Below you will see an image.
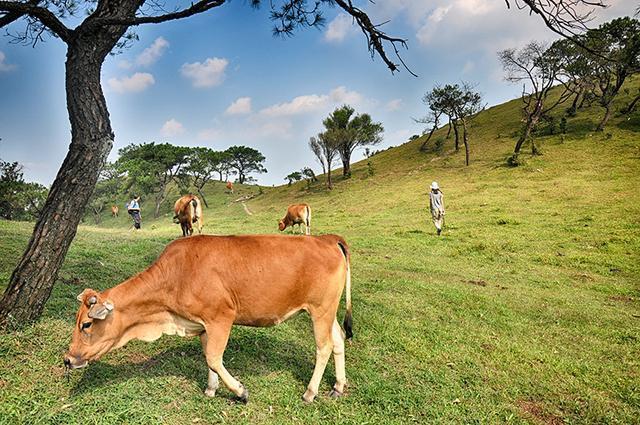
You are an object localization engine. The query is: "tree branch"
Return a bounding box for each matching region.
[93,0,225,26]
[0,0,72,42]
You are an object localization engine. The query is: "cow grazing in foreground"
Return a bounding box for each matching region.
[64,234,353,403]
[111,205,119,218]
[174,194,203,237]
[279,203,311,235]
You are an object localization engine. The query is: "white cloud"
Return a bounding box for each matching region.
[225,97,252,115]
[181,57,229,88]
[0,51,16,72]
[462,60,475,74]
[117,59,132,69]
[260,86,368,117]
[160,119,185,137]
[324,14,354,42]
[107,72,155,93]
[386,99,403,111]
[136,37,169,67]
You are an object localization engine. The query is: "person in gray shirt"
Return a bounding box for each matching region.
[429,182,445,235]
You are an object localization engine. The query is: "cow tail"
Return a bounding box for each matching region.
[337,239,352,340]
[306,205,311,235]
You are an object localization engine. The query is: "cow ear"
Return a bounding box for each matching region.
[76,288,96,303]
[88,300,114,320]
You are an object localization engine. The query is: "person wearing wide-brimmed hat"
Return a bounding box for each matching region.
[429,181,445,235]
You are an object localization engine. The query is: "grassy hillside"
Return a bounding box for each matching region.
[1,78,639,424]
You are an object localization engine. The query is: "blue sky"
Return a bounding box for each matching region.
[0,0,635,186]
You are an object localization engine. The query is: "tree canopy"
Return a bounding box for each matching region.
[225,145,267,184]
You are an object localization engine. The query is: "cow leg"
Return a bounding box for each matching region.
[200,333,220,397]
[302,312,334,403]
[329,319,346,397]
[204,322,248,403]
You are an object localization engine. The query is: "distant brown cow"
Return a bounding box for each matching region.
[174,194,203,237]
[226,181,234,193]
[64,234,352,403]
[278,203,311,235]
[111,205,119,217]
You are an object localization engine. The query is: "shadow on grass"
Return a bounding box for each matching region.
[69,328,315,400]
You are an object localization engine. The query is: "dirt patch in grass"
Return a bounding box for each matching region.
[517,400,564,425]
[606,295,637,304]
[465,279,488,287]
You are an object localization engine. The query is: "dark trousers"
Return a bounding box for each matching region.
[128,210,141,229]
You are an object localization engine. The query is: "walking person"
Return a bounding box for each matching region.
[127,195,142,230]
[429,182,445,235]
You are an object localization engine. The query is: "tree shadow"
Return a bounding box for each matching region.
[69,325,317,400]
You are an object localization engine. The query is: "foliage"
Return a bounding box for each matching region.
[224,146,267,185]
[284,171,302,186]
[322,105,384,176]
[0,159,48,221]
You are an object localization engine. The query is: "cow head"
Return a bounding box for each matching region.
[64,288,116,370]
[278,219,286,231]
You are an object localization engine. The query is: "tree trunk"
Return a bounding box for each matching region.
[154,192,165,218]
[453,121,460,152]
[596,103,612,131]
[341,156,351,177]
[326,167,333,190]
[461,119,470,166]
[568,88,583,115]
[197,187,209,208]
[446,121,452,139]
[0,39,116,327]
[514,118,535,154]
[623,92,640,114]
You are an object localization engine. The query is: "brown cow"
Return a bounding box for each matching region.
[111,205,119,218]
[173,194,203,237]
[64,234,352,403]
[278,203,311,235]
[226,181,234,193]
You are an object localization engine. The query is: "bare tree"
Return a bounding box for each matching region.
[499,42,572,160]
[308,136,326,176]
[310,133,339,190]
[0,0,410,327]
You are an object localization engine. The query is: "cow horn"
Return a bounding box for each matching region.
[88,296,97,306]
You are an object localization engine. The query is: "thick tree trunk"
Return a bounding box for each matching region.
[568,88,583,115]
[341,156,351,177]
[596,103,612,131]
[326,167,333,190]
[0,40,115,327]
[446,121,452,139]
[514,118,535,155]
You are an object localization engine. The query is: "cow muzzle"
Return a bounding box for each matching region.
[63,353,88,370]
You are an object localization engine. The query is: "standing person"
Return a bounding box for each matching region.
[429,182,445,236]
[127,195,142,230]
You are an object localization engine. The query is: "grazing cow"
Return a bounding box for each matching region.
[111,205,119,218]
[64,234,353,403]
[278,203,311,235]
[226,181,234,193]
[174,194,203,237]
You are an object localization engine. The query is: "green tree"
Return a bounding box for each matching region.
[310,132,340,189]
[0,160,48,221]
[285,171,303,186]
[117,143,190,218]
[0,0,407,327]
[85,162,123,224]
[322,105,384,177]
[186,148,228,208]
[224,146,266,184]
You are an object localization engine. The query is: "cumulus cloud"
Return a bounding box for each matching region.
[107,72,155,93]
[324,14,354,42]
[386,99,403,111]
[260,86,365,117]
[160,119,185,137]
[225,97,252,115]
[181,57,229,88]
[0,51,16,72]
[136,37,169,67]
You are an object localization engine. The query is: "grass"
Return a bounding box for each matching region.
[1,79,639,424]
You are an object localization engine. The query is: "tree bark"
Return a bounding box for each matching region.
[515,118,536,155]
[596,103,612,131]
[0,35,118,327]
[452,121,460,152]
[461,119,470,166]
[623,92,640,114]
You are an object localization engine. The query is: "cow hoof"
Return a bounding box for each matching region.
[204,388,217,398]
[328,388,344,398]
[302,389,316,403]
[236,387,249,404]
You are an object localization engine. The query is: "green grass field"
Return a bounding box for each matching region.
[1,81,639,424]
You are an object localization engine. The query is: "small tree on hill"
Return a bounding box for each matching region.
[225,146,266,184]
[117,143,191,218]
[499,41,572,161]
[285,171,303,186]
[309,137,326,176]
[452,82,484,166]
[322,105,384,177]
[186,147,227,208]
[310,133,339,189]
